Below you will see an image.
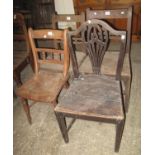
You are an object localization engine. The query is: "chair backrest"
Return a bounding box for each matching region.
[68,19,126,80]
[28,28,69,77]
[86,6,132,53]
[52,12,85,30]
[13,13,30,53]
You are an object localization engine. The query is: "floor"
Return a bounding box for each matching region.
[13,42,141,155]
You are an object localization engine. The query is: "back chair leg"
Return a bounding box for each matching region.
[123,77,131,112]
[115,120,125,152]
[55,112,69,143]
[21,98,32,124]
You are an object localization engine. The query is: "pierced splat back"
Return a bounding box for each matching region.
[68,19,126,79]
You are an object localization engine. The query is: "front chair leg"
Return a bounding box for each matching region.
[55,112,69,143]
[115,120,125,152]
[21,98,32,124]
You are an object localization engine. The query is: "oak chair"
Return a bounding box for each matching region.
[55,19,126,152]
[13,13,33,86]
[84,6,133,112]
[16,28,70,124]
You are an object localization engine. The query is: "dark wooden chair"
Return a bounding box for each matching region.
[54,19,126,152]
[15,28,70,124]
[13,13,33,86]
[84,6,133,112]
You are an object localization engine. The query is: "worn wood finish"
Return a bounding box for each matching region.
[13,13,33,86]
[16,28,70,124]
[54,19,126,152]
[86,6,132,112]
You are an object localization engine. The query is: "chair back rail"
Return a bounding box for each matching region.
[52,12,85,30]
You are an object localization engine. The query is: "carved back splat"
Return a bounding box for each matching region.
[68,19,126,79]
[82,22,109,74]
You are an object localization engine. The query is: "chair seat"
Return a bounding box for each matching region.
[16,70,68,103]
[13,51,29,70]
[79,52,130,77]
[55,74,124,120]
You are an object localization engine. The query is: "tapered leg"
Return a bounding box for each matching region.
[55,112,69,143]
[123,76,131,112]
[115,120,125,152]
[21,98,32,124]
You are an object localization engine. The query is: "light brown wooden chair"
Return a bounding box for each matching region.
[84,6,133,112]
[16,28,70,124]
[13,13,33,86]
[55,19,127,152]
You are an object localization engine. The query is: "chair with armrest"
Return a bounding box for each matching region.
[54,19,127,152]
[15,28,70,124]
[85,6,133,112]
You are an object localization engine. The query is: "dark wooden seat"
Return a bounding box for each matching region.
[56,74,124,119]
[16,28,70,124]
[13,13,33,86]
[85,6,133,112]
[54,19,127,152]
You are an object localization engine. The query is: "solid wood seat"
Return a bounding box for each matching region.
[16,70,69,103]
[85,6,133,112]
[55,74,124,119]
[54,19,127,152]
[15,28,70,124]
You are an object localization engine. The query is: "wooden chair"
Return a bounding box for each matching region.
[54,19,126,152]
[15,28,70,124]
[13,13,33,86]
[84,6,133,112]
[51,12,85,51]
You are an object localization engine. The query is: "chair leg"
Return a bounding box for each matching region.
[123,77,131,112]
[21,98,32,124]
[55,112,69,143]
[64,81,70,89]
[115,120,125,152]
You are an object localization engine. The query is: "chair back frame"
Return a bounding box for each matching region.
[86,6,132,54]
[52,12,85,30]
[28,28,69,77]
[68,19,126,80]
